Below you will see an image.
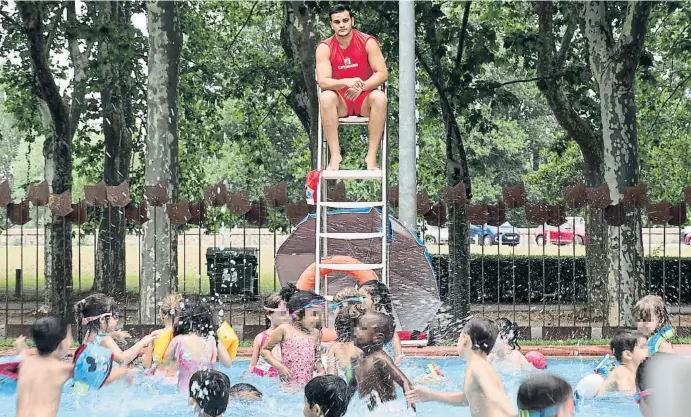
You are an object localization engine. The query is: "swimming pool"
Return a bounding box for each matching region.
[0,357,639,417]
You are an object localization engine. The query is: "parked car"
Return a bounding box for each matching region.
[534,216,586,246]
[421,223,449,244]
[682,226,691,245]
[469,222,520,246]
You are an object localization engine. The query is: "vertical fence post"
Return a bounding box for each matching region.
[15,269,21,298]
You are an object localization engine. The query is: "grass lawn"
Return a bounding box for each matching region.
[0,245,281,297]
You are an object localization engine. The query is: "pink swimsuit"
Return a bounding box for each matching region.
[167,335,217,393]
[252,331,279,378]
[281,328,317,386]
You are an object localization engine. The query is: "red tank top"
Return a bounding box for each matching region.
[320,29,377,94]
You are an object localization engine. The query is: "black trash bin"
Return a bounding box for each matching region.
[206,247,259,297]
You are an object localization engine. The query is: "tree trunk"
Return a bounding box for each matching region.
[141,0,181,324]
[582,154,608,323]
[94,0,132,298]
[17,2,74,322]
[281,2,319,168]
[584,0,650,326]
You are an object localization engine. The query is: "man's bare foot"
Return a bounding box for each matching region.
[327,154,342,171]
[365,154,379,171]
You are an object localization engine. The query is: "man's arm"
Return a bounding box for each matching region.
[316,44,358,91]
[362,39,388,91]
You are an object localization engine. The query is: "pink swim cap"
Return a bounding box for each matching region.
[525,351,547,369]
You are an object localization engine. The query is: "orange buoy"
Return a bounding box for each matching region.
[296,256,377,342]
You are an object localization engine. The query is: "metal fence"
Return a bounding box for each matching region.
[1,180,690,341]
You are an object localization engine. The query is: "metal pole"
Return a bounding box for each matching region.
[398,0,417,230]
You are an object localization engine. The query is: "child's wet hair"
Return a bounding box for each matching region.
[31,316,69,356]
[335,306,364,342]
[496,317,520,350]
[357,280,393,314]
[305,375,350,417]
[174,296,216,339]
[462,317,498,354]
[517,374,573,414]
[279,283,323,320]
[73,293,117,343]
[635,352,691,416]
[610,330,645,363]
[228,383,262,399]
[189,369,230,416]
[263,292,283,312]
[635,295,671,331]
[359,311,395,343]
[159,293,183,323]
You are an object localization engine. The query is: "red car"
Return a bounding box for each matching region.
[534,216,586,246]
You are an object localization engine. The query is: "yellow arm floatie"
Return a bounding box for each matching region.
[217,322,239,360]
[152,328,174,364]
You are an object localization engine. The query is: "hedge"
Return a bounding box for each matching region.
[430,255,691,304]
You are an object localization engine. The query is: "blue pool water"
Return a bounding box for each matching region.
[0,357,640,417]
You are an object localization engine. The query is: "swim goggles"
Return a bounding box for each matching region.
[82,312,120,325]
[290,299,326,320]
[634,389,653,404]
[329,297,364,311]
[518,405,559,417]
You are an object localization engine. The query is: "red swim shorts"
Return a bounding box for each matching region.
[339,89,372,117]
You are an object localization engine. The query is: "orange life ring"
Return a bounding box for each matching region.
[295,256,377,342]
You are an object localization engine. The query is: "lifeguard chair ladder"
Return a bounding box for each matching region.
[314,83,389,299]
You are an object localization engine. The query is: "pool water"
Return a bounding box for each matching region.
[0,357,640,417]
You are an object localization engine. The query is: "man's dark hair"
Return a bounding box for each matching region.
[462,317,498,354]
[305,375,350,417]
[610,330,644,363]
[229,383,262,398]
[517,374,573,413]
[329,4,352,20]
[31,316,69,356]
[189,369,230,416]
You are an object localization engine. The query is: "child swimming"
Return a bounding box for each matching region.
[15,317,73,417]
[406,317,516,417]
[488,317,530,370]
[261,284,326,387]
[74,293,160,365]
[189,369,231,417]
[357,280,402,364]
[165,298,219,393]
[228,383,263,401]
[517,374,575,417]
[596,330,648,396]
[142,293,183,378]
[635,295,675,354]
[304,375,351,417]
[248,292,288,377]
[326,306,364,385]
[351,311,415,411]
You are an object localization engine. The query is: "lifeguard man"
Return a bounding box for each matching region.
[316,4,388,171]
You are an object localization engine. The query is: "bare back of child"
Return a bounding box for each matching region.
[597,331,648,396]
[352,312,414,411]
[16,317,73,417]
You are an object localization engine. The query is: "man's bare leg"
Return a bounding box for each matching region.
[319,91,348,170]
[361,90,387,171]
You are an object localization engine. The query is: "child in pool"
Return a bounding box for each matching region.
[406,318,516,417]
[488,317,530,370]
[165,299,219,393]
[331,287,364,316]
[248,292,288,377]
[357,280,403,364]
[635,295,675,355]
[74,293,159,365]
[350,311,415,411]
[326,304,364,385]
[596,330,648,396]
[261,284,326,387]
[189,369,230,417]
[16,317,73,417]
[228,383,263,401]
[142,293,183,379]
[635,352,691,417]
[517,374,575,417]
[304,375,351,417]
